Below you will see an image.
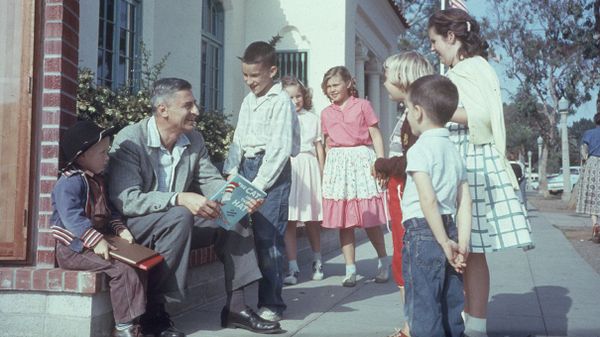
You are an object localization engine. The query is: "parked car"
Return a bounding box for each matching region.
[546,166,581,194]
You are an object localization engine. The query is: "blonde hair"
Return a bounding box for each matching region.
[321,66,358,100]
[383,51,434,91]
[281,75,313,111]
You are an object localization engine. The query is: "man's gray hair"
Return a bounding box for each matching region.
[151,78,192,112]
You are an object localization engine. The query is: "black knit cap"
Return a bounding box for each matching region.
[61,120,117,170]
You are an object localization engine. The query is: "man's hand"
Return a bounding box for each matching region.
[177,192,221,219]
[246,198,265,214]
[93,238,117,260]
[118,229,134,244]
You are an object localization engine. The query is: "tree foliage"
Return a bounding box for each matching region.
[395,0,438,66]
[486,0,599,194]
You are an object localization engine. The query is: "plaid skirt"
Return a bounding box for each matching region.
[447,123,533,253]
[576,155,600,215]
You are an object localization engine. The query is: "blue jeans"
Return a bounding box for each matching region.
[402,216,464,337]
[240,154,291,314]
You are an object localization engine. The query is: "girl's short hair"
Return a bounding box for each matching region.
[383,51,434,91]
[281,75,313,111]
[594,112,600,125]
[321,66,359,99]
[428,8,489,59]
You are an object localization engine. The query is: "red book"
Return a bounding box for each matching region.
[104,236,164,271]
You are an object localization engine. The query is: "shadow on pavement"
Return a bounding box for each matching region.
[488,286,571,337]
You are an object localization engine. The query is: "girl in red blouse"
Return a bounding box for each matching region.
[320,66,389,287]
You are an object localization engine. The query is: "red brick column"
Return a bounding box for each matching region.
[36,0,80,267]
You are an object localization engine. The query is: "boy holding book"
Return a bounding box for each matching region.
[51,121,145,337]
[401,75,472,337]
[223,41,299,322]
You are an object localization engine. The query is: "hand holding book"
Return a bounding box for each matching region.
[211,175,267,230]
[176,192,222,219]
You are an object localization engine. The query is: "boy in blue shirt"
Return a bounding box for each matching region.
[401,75,472,337]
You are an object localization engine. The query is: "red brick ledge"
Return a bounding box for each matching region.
[0,246,217,294]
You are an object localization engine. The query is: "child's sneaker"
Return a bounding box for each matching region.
[312,261,324,280]
[342,273,356,287]
[283,270,299,285]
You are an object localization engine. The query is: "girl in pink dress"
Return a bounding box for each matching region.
[320,66,390,287]
[281,76,326,285]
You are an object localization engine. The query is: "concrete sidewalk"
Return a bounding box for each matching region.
[173,205,600,337]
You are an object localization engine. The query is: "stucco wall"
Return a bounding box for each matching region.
[142,0,203,100]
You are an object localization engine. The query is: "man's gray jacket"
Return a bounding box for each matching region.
[107,117,225,217]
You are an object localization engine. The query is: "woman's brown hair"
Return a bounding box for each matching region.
[428,8,489,60]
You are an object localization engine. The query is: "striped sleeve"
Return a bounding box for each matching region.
[82,228,104,248]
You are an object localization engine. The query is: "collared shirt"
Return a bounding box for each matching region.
[147,116,190,194]
[223,82,299,191]
[402,128,466,221]
[321,96,379,148]
[297,109,321,155]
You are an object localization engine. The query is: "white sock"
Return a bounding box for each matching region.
[345,264,356,276]
[288,260,299,273]
[115,322,133,331]
[313,252,322,262]
[378,256,390,269]
[466,316,487,333]
[463,312,470,324]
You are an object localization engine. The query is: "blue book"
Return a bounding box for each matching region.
[210,175,267,230]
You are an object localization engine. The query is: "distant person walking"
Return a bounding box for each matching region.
[428,8,534,337]
[576,112,600,243]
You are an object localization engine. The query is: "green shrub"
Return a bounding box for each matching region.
[76,46,234,163]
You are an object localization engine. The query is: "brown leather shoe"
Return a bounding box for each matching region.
[112,324,142,337]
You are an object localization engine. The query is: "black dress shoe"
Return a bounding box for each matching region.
[140,310,185,337]
[221,306,284,334]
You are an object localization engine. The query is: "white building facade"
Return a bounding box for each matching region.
[78,0,407,151]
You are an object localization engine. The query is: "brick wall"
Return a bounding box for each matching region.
[36,0,80,268]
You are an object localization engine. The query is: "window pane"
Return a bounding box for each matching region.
[120,0,128,29]
[106,23,114,51]
[105,51,113,80]
[97,49,105,80]
[120,28,127,55]
[118,55,126,87]
[98,19,104,48]
[106,0,114,22]
[201,0,223,111]
[97,0,140,90]
[99,0,105,20]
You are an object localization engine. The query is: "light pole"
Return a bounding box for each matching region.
[559,97,571,201]
[527,150,533,190]
[537,136,543,173]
